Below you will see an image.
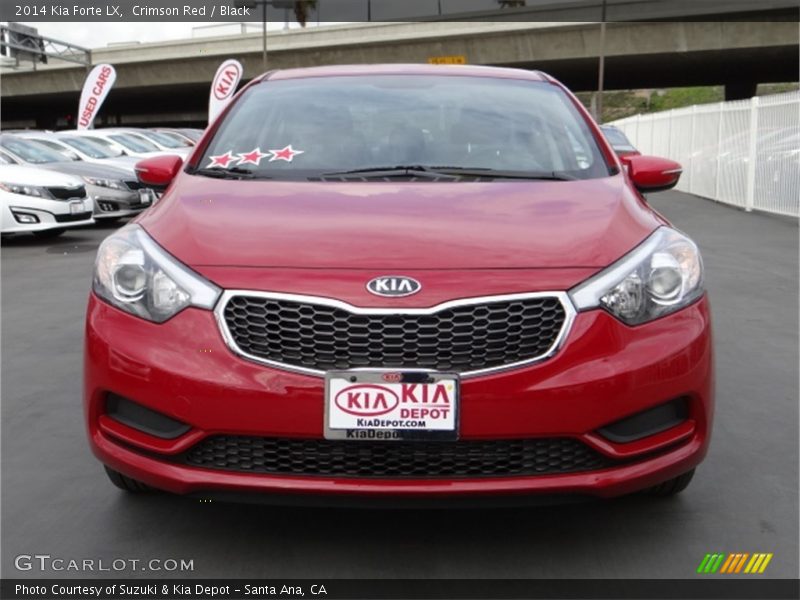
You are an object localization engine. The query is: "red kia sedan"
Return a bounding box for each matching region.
[85,65,713,503]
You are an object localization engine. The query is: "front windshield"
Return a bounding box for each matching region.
[179,129,203,142]
[0,137,68,164]
[34,139,80,161]
[76,136,125,157]
[109,133,160,153]
[61,136,118,159]
[137,130,190,148]
[199,75,610,180]
[602,127,636,152]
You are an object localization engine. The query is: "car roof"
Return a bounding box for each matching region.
[262,63,552,84]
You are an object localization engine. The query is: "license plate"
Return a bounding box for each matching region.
[139,189,152,205]
[325,371,459,441]
[69,201,82,215]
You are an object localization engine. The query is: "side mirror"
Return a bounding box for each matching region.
[623,155,683,193]
[135,155,183,191]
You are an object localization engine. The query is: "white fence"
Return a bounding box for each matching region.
[609,92,800,217]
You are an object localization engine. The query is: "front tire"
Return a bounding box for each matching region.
[104,466,154,493]
[643,468,695,497]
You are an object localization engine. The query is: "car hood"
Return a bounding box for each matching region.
[140,172,663,270]
[0,164,84,188]
[97,157,139,174]
[39,161,132,179]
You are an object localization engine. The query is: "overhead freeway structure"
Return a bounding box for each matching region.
[1,0,798,128]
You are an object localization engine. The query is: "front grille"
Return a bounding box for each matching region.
[222,294,567,375]
[47,185,86,200]
[182,436,613,479]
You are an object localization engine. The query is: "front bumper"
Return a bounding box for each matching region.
[2,197,94,234]
[84,293,713,500]
[87,185,153,220]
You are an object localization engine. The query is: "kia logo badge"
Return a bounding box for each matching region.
[367,276,422,298]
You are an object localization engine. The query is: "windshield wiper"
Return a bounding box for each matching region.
[322,165,576,181]
[187,166,260,180]
[426,167,578,181]
[321,165,458,179]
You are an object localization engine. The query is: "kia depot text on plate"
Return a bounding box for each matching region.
[85,64,713,502]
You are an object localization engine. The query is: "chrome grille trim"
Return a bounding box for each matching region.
[213,290,576,379]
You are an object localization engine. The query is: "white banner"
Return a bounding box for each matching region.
[209,59,243,124]
[77,64,116,130]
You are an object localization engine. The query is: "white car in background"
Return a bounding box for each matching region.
[14,131,140,172]
[155,127,204,144]
[152,128,202,145]
[65,129,167,158]
[115,128,193,157]
[0,135,156,222]
[0,164,94,238]
[99,128,192,159]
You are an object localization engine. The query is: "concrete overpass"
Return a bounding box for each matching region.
[2,17,798,128]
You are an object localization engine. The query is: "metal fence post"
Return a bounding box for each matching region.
[745,96,760,212]
[688,105,697,194]
[715,101,724,201]
[667,110,673,158]
[650,112,655,155]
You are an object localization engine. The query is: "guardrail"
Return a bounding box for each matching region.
[609,92,800,217]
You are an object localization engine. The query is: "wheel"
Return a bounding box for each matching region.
[104,466,154,493]
[31,228,65,239]
[643,468,695,497]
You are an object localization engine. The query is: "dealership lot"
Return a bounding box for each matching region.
[1,191,797,579]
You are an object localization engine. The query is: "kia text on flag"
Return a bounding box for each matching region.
[77,64,116,130]
[208,59,243,124]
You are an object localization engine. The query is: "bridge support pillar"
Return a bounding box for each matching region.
[725,81,758,101]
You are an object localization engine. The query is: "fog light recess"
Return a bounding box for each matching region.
[597,397,689,443]
[105,393,191,439]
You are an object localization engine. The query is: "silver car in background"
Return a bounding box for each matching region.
[100,128,192,159]
[0,135,154,222]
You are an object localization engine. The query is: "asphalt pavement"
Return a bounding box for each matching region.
[1,192,798,579]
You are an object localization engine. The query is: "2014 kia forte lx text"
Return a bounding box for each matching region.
[84,65,713,502]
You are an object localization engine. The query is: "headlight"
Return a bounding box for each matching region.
[93,224,221,323]
[83,176,125,190]
[0,182,51,198]
[570,227,704,325]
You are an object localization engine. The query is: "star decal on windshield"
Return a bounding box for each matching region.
[206,151,237,168]
[237,147,270,166]
[269,145,305,162]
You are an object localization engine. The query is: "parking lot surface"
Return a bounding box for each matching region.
[1,191,798,579]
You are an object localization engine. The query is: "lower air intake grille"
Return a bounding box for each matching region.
[182,436,614,479]
[54,211,92,223]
